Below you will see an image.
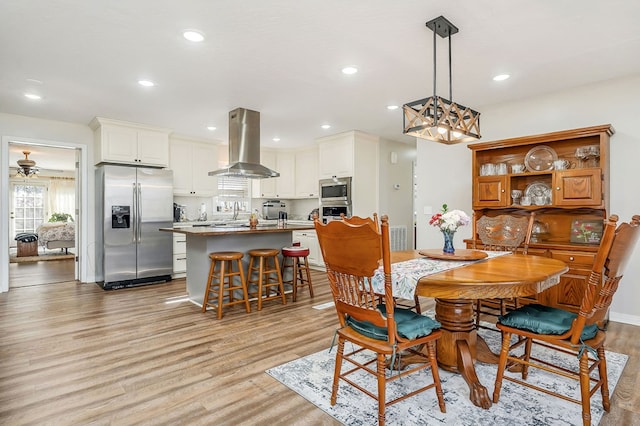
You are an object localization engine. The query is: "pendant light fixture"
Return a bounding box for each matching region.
[16,151,39,178]
[402,16,481,144]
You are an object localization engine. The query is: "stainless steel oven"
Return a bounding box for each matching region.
[319,177,352,204]
[320,203,351,224]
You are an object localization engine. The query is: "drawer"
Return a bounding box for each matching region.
[173,235,187,253]
[173,254,187,273]
[550,251,595,267]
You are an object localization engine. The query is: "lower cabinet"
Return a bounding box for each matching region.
[543,250,595,312]
[172,233,187,277]
[292,230,324,268]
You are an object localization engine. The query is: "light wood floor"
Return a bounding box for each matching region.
[9,258,75,288]
[0,273,638,425]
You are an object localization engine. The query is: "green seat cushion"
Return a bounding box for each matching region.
[346,305,441,341]
[498,304,598,340]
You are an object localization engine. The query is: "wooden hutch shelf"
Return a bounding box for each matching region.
[467,124,614,314]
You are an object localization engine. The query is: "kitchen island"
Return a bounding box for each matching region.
[160,224,315,305]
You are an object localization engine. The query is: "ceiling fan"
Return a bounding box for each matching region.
[15,151,40,178]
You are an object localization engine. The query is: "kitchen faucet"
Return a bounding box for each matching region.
[233,201,239,220]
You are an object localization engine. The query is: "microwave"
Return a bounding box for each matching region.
[319,177,352,203]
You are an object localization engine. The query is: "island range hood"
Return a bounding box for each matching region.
[208,107,280,179]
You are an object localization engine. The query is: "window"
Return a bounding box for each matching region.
[11,182,47,236]
[48,177,75,218]
[217,176,249,213]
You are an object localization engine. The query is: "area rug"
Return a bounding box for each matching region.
[266,325,628,425]
[9,252,74,263]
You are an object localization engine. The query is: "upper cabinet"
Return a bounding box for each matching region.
[317,134,355,179]
[552,169,602,207]
[169,136,219,197]
[252,150,277,198]
[294,146,319,198]
[275,151,296,198]
[90,117,171,167]
[252,150,297,199]
[469,124,612,214]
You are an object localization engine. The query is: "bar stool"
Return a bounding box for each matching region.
[281,246,314,302]
[246,248,287,310]
[202,251,250,319]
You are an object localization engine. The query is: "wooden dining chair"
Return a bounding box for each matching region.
[314,215,445,426]
[340,212,422,314]
[493,214,640,426]
[472,212,536,328]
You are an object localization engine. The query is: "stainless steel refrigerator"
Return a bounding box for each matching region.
[96,165,173,289]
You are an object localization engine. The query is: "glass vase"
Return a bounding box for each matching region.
[442,229,456,254]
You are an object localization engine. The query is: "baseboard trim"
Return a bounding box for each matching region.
[610,311,640,326]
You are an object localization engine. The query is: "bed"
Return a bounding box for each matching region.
[36,222,75,253]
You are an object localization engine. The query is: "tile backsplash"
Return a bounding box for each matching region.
[173,196,320,222]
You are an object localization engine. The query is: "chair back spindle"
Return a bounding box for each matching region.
[571,214,640,344]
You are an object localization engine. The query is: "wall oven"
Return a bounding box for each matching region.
[320,203,351,224]
[319,177,352,204]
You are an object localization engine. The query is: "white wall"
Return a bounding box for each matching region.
[415,74,640,325]
[1,113,96,289]
[379,138,416,249]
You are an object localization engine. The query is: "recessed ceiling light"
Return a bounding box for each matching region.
[272,137,280,142]
[341,66,358,75]
[207,126,216,131]
[183,30,205,42]
[138,80,155,87]
[321,124,331,130]
[24,93,42,100]
[493,74,510,81]
[387,105,399,110]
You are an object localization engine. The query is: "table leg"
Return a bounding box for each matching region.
[435,298,492,409]
[476,334,500,364]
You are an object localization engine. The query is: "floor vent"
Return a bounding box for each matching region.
[390,225,407,251]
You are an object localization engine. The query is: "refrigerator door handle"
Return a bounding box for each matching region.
[138,183,142,243]
[132,182,138,242]
[137,182,142,243]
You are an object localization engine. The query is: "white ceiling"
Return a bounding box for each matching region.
[3,1,640,173]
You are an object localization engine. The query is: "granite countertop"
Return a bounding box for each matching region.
[172,219,314,228]
[161,223,315,236]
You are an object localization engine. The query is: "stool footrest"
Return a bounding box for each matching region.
[203,253,250,319]
[247,249,287,311]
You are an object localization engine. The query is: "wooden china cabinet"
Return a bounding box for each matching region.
[467,124,614,315]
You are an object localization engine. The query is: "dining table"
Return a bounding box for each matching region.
[388,249,569,409]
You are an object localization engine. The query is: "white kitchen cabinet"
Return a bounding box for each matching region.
[275,151,295,198]
[90,117,171,167]
[292,230,324,268]
[172,232,187,277]
[252,150,295,199]
[169,137,219,196]
[252,150,276,198]
[294,147,319,198]
[318,134,355,179]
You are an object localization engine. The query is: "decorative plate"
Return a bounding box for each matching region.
[418,249,488,261]
[524,145,558,172]
[524,181,552,199]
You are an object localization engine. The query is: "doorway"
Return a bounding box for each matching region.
[2,137,87,291]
